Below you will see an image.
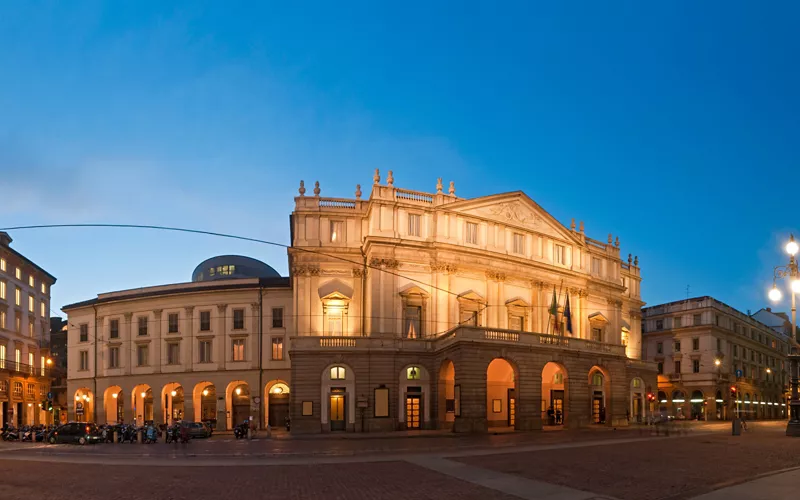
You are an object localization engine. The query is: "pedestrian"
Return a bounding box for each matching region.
[555,409,562,425]
[599,407,606,424]
[547,406,554,425]
[249,417,256,439]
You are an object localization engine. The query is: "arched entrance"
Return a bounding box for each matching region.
[103,386,123,424]
[486,358,516,429]
[73,388,94,423]
[226,381,250,429]
[161,383,185,423]
[690,390,704,420]
[588,367,609,424]
[672,390,686,419]
[192,382,217,425]
[132,384,153,425]
[437,360,456,428]
[399,365,430,430]
[321,365,354,432]
[265,380,290,428]
[715,390,725,420]
[542,362,566,426]
[630,378,644,423]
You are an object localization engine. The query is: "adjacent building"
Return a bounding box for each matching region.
[49,316,68,423]
[642,297,790,421]
[65,172,656,433]
[0,232,57,427]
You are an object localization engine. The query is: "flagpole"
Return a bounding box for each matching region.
[556,279,564,337]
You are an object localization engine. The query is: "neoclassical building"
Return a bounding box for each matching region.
[65,172,656,432]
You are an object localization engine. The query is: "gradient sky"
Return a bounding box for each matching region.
[1,1,799,317]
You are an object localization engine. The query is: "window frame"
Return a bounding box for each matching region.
[109,319,119,339]
[199,311,211,332]
[199,340,212,363]
[166,342,180,365]
[464,221,478,245]
[271,307,284,329]
[79,324,89,343]
[330,220,344,243]
[136,344,149,367]
[232,338,245,361]
[168,313,179,334]
[232,309,245,330]
[108,346,120,369]
[271,336,284,361]
[79,350,89,371]
[513,232,525,255]
[138,316,148,336]
[408,213,421,237]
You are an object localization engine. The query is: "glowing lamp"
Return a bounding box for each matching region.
[140,392,146,398]
[787,234,799,256]
[170,390,177,397]
[202,389,209,397]
[769,285,782,302]
[112,393,118,399]
[235,387,242,396]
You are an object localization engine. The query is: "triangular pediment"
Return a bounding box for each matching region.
[443,192,581,244]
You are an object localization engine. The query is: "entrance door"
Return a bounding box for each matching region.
[330,394,346,431]
[268,394,290,428]
[232,405,250,427]
[1,402,7,428]
[551,390,564,425]
[16,403,22,426]
[592,391,603,424]
[633,395,642,423]
[406,395,421,429]
[507,388,516,427]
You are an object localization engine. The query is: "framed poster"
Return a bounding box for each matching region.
[374,388,389,417]
[302,401,313,416]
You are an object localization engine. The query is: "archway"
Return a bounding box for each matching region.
[542,362,567,426]
[588,367,610,424]
[73,388,94,423]
[265,380,290,428]
[226,381,251,430]
[715,390,724,420]
[321,364,355,432]
[192,382,217,425]
[630,378,644,423]
[487,358,516,428]
[161,383,185,423]
[690,390,704,420]
[438,360,456,428]
[399,365,430,430]
[103,386,123,424]
[672,390,686,419]
[131,384,153,425]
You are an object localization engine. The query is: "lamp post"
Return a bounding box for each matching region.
[768,234,800,436]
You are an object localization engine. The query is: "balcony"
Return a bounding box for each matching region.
[291,326,628,357]
[0,362,52,378]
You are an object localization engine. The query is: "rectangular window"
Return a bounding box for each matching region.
[138,316,148,336]
[272,308,284,328]
[200,311,211,331]
[40,355,45,376]
[674,317,682,328]
[167,343,180,365]
[136,345,149,366]
[233,309,245,330]
[513,233,525,254]
[109,319,119,339]
[28,322,34,337]
[509,314,524,331]
[404,305,422,338]
[0,258,4,271]
[40,300,45,317]
[693,314,701,325]
[591,328,602,342]
[168,313,179,333]
[692,338,699,351]
[28,275,34,287]
[41,282,46,294]
[0,345,5,369]
[0,280,5,299]
[591,257,601,274]
[79,324,88,342]
[692,359,700,373]
[657,362,663,374]
[656,342,663,354]
[199,340,212,363]
[109,347,119,369]
[15,348,20,371]
[674,341,681,352]
[232,339,245,361]
[674,360,681,373]
[465,222,478,244]
[271,337,284,361]
[27,383,34,397]
[15,267,21,280]
[656,319,663,330]
[330,221,343,243]
[28,352,33,369]
[328,310,344,335]
[716,338,721,351]
[0,310,4,329]
[408,214,421,237]
[15,316,20,332]
[79,350,89,371]
[28,295,34,313]
[554,244,565,264]
[15,287,20,306]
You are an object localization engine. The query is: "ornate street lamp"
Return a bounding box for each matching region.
[768,234,800,436]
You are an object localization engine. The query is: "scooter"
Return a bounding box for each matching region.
[21,426,33,442]
[144,426,158,444]
[2,427,19,441]
[233,422,248,439]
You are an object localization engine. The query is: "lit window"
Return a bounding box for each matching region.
[232,339,245,361]
[0,258,5,272]
[13,382,21,395]
[271,337,284,360]
[330,221,343,243]
[406,366,421,380]
[15,267,21,280]
[40,301,46,318]
[41,282,46,294]
[15,287,20,306]
[209,267,216,277]
[0,381,6,392]
[0,311,4,330]
[408,214,421,237]
[633,378,642,388]
[327,309,343,335]
[465,222,478,244]
[554,244,565,264]
[592,373,603,386]
[513,233,524,254]
[28,275,34,287]
[404,306,422,338]
[28,352,33,368]
[0,280,5,299]
[330,366,346,380]
[28,295,34,313]
[28,322,33,337]
[0,345,5,369]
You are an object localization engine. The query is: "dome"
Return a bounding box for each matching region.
[192,255,281,282]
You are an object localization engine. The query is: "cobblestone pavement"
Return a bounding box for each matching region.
[456,421,793,500]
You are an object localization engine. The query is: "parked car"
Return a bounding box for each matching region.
[185,421,211,439]
[48,423,101,445]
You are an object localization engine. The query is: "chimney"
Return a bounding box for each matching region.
[766,307,772,312]
[0,232,11,247]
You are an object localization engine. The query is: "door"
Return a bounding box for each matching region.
[16,403,22,426]
[507,388,516,427]
[1,402,6,428]
[330,394,346,431]
[268,394,290,428]
[592,391,603,424]
[406,395,421,429]
[551,390,564,425]
[633,395,642,423]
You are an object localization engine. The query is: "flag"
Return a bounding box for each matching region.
[564,294,573,335]
[549,286,559,333]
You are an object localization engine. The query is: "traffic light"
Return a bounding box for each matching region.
[47,401,53,411]
[730,386,737,399]
[646,392,655,402]
[40,401,47,411]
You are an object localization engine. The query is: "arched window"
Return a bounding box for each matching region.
[591,373,603,386]
[658,391,667,403]
[406,366,421,380]
[632,378,642,388]
[330,366,346,380]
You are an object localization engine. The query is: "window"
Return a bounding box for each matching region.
[772,339,777,349]
[28,352,33,369]
[408,214,421,237]
[674,317,682,328]
[656,342,663,354]
[40,300,45,317]
[0,280,5,299]
[674,360,681,373]
[138,317,148,336]
[716,338,721,351]
[657,362,663,374]
[79,324,89,342]
[15,316,20,332]
[655,319,663,330]
[407,366,421,380]
[232,339,245,361]
[465,222,478,244]
[591,373,603,386]
[0,381,6,392]
[330,221,343,243]
[591,257,601,274]
[513,233,525,254]
[200,311,211,331]
[168,313,179,333]
[674,341,681,352]
[28,295,34,313]
[199,340,212,363]
[554,244,565,264]
[591,328,602,342]
[15,267,20,280]
[208,267,215,277]
[272,308,284,328]
[15,287,20,306]
[327,309,343,335]
[0,258,4,271]
[41,282,46,294]
[136,345,149,366]
[271,337,284,360]
[28,322,33,337]
[109,319,119,339]
[692,338,699,351]
[715,315,720,326]
[13,382,21,395]
[216,265,236,276]
[232,309,245,330]
[0,310,4,329]
[27,383,34,397]
[404,305,422,338]
[79,350,89,371]
[330,366,346,380]
[109,347,119,369]
[374,388,389,417]
[167,343,180,365]
[509,314,524,331]
[692,360,700,373]
[693,314,701,325]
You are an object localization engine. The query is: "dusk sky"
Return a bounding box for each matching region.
[1,1,798,316]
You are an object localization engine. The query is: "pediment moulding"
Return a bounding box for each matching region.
[485,270,507,282]
[368,258,399,269]
[429,262,458,274]
[292,265,321,276]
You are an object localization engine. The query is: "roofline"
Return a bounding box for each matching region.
[2,244,57,283]
[62,277,290,311]
[642,296,787,336]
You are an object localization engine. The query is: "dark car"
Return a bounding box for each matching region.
[185,422,211,439]
[48,422,102,445]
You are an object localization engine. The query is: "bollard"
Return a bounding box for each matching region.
[732,418,741,436]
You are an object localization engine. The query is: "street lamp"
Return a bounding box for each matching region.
[715,359,721,367]
[768,233,800,436]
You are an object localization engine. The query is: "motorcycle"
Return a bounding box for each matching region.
[233,422,248,440]
[2,427,19,441]
[144,426,158,444]
[21,426,33,442]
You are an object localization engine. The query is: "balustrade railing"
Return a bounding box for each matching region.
[395,188,434,204]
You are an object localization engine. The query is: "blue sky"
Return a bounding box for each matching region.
[1,1,798,316]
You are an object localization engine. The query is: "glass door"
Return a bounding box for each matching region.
[507,388,516,427]
[330,394,346,431]
[406,396,420,429]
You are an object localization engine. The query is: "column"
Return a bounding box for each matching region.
[453,351,488,433]
[517,365,542,430]
[152,390,163,425]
